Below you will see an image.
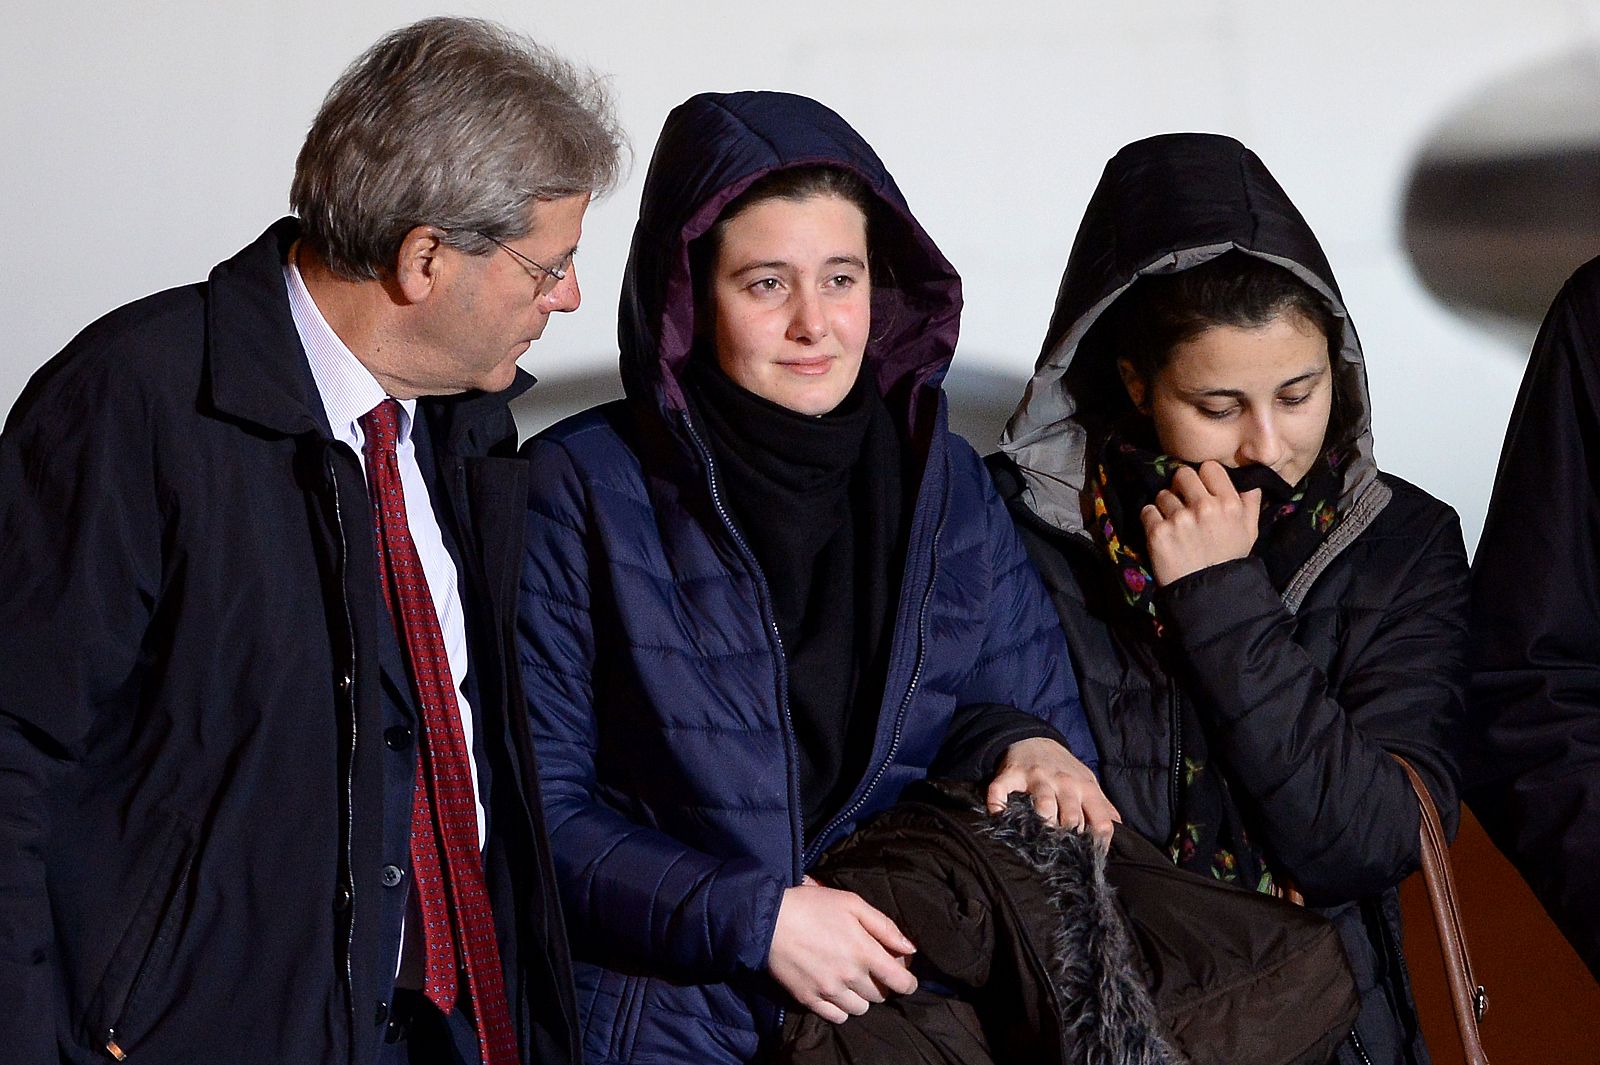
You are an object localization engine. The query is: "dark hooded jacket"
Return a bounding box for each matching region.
[989,133,1470,1065]
[1466,256,1600,982]
[517,91,1097,1064]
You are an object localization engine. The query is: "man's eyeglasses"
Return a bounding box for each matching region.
[479,232,571,292]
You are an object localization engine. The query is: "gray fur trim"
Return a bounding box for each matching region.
[978,798,1188,1065]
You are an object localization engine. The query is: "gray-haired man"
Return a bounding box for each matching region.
[0,18,623,1065]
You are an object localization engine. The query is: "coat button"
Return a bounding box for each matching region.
[337,673,352,692]
[384,725,413,751]
[380,864,405,888]
[334,885,352,912]
[375,1000,389,1026]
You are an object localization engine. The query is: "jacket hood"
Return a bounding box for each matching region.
[998,133,1376,537]
[618,91,962,438]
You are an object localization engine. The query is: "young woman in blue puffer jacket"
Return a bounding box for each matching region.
[517,91,1109,1064]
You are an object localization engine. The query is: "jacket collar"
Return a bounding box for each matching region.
[205,218,534,451]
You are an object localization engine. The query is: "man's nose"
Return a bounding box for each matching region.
[542,261,581,313]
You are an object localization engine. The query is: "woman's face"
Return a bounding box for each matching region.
[1120,312,1334,485]
[710,194,870,416]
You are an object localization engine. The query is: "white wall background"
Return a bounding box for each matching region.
[6,1,1599,551]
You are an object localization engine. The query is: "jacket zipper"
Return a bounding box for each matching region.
[680,413,803,878]
[682,411,947,1035]
[101,854,195,1059]
[103,910,174,1059]
[1348,1028,1374,1065]
[683,409,838,1040]
[326,453,359,1040]
[1167,684,1182,835]
[803,492,945,869]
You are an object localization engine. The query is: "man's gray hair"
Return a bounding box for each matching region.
[291,17,625,280]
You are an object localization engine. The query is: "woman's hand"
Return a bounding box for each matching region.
[1141,461,1262,586]
[987,736,1121,847]
[767,879,918,1023]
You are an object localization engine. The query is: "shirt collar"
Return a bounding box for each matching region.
[283,247,417,448]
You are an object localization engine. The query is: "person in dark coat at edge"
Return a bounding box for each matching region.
[1466,259,1600,985]
[516,90,1110,1065]
[989,133,1471,1065]
[0,18,624,1065]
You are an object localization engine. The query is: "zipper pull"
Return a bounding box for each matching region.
[105,1029,128,1061]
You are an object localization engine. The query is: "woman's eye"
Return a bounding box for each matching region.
[1197,406,1236,420]
[748,277,782,294]
[828,273,857,288]
[1280,392,1311,407]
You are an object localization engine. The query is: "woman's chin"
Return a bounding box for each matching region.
[766,378,853,416]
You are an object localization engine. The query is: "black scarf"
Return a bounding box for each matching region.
[686,360,906,839]
[1086,423,1350,893]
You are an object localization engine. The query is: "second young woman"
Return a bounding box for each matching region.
[518,91,1107,1064]
[992,133,1470,1065]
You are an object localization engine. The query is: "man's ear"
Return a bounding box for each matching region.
[1117,358,1148,411]
[392,226,447,304]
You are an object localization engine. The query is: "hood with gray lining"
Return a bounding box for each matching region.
[998,132,1377,537]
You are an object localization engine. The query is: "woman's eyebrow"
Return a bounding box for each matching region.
[729,258,792,276]
[731,253,867,276]
[1275,367,1329,390]
[1179,367,1328,399]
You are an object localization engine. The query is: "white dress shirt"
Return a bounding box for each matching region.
[283,252,487,984]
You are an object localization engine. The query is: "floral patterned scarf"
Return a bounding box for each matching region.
[1086,424,1351,892]
[1087,426,1348,635]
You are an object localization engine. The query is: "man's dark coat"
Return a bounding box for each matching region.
[0,221,577,1064]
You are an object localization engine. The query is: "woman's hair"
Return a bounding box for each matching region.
[706,165,875,254]
[1107,251,1341,386]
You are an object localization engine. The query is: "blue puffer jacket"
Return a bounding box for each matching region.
[518,91,1097,1064]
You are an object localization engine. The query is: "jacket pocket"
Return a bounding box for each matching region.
[577,965,649,1064]
[87,812,198,1060]
[612,973,649,1062]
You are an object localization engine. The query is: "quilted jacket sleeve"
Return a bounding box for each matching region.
[0,354,162,1063]
[1466,263,1600,980]
[938,446,1100,776]
[1154,502,1468,906]
[518,434,787,980]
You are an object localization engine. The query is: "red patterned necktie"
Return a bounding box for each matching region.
[361,399,518,1065]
